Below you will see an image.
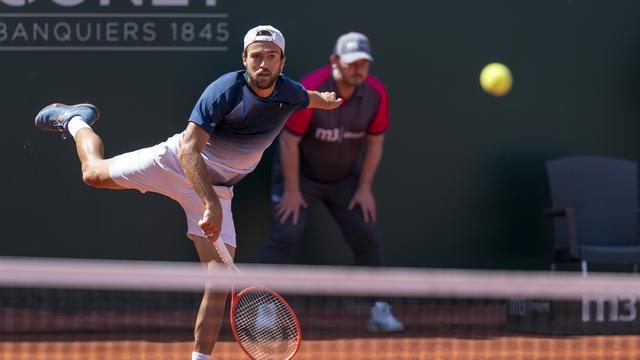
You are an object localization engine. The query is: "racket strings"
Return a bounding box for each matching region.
[233,288,299,360]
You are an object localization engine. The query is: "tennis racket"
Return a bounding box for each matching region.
[211,239,302,360]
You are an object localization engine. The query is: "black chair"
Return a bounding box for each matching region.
[545,156,640,276]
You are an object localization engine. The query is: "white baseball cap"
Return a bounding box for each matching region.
[243,25,285,54]
[334,32,373,63]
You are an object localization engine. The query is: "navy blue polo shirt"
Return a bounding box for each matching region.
[189,70,309,186]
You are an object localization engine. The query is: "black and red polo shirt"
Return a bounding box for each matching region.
[284,65,390,183]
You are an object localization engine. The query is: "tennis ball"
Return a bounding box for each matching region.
[479,63,512,97]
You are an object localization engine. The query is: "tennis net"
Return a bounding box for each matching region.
[1,257,640,359]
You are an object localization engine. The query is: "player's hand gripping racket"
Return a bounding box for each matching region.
[211,239,302,360]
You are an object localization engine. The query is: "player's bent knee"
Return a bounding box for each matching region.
[80,160,123,189]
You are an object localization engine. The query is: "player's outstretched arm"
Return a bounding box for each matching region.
[178,122,223,241]
[306,90,343,110]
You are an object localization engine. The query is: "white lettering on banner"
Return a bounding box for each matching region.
[51,0,84,6]
[0,0,35,6]
[99,0,142,5]
[0,0,226,51]
[105,21,117,41]
[11,22,27,40]
[142,22,155,41]
[34,22,46,39]
[0,15,228,51]
[1,21,169,43]
[53,22,71,41]
[0,0,216,6]
[582,295,637,322]
[122,22,137,41]
[77,23,90,41]
[151,0,188,5]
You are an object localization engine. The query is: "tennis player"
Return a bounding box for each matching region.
[261,31,403,332]
[34,25,342,360]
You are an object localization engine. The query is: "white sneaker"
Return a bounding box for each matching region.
[367,301,405,332]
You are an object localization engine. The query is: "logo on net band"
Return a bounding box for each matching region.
[0,0,216,6]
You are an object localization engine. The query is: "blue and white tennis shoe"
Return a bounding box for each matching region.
[35,103,100,135]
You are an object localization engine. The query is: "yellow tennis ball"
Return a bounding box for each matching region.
[480,63,513,97]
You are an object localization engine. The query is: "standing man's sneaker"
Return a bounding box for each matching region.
[367,301,405,332]
[255,303,277,332]
[34,103,100,134]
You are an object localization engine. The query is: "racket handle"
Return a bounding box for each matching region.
[212,238,234,266]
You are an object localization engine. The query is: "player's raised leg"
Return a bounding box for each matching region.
[34,103,124,189]
[190,235,235,360]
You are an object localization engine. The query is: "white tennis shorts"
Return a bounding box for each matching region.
[108,133,236,247]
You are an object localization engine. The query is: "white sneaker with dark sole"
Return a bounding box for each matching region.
[367,301,405,332]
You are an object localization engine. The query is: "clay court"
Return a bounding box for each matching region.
[2,300,640,359]
[3,328,640,359]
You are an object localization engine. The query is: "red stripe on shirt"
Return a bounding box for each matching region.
[285,65,332,135]
[365,74,390,134]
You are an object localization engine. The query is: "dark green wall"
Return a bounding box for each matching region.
[2,0,640,269]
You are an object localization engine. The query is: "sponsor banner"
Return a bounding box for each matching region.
[0,0,230,51]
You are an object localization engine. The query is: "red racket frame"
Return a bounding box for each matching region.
[229,285,302,360]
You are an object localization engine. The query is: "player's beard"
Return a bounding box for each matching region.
[249,70,279,89]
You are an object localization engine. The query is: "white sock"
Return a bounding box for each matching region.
[192,352,211,360]
[67,116,91,139]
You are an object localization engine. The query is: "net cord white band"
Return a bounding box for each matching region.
[0,257,638,300]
